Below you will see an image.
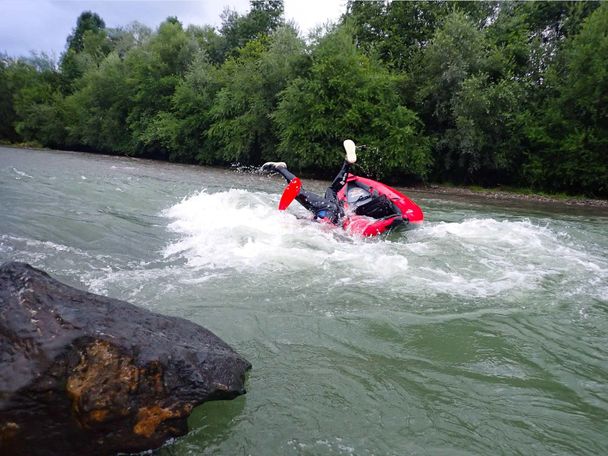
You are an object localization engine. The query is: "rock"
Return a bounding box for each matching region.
[0,261,251,455]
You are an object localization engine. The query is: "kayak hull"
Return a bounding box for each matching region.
[337,175,424,236]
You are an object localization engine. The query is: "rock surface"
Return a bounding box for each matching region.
[0,261,251,455]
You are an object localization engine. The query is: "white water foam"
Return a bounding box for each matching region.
[0,234,91,262]
[11,167,33,179]
[162,189,409,276]
[0,234,175,304]
[409,218,608,299]
[162,190,608,300]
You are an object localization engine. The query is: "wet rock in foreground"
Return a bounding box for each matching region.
[0,261,251,456]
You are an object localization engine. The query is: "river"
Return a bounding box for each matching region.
[1,146,607,455]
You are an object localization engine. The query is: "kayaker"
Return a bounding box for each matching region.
[261,139,357,224]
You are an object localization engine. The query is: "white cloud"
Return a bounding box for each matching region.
[1,1,72,57]
[284,0,345,35]
[0,0,345,57]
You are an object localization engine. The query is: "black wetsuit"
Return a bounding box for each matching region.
[275,162,351,224]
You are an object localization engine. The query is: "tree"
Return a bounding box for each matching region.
[186,25,226,64]
[65,11,106,53]
[64,53,133,153]
[442,74,525,183]
[4,0,605,197]
[488,1,600,85]
[60,11,111,88]
[207,26,305,164]
[219,0,285,60]
[273,25,430,180]
[414,11,530,184]
[147,51,222,163]
[12,58,66,147]
[524,3,608,196]
[107,22,152,58]
[124,18,201,158]
[345,0,496,70]
[0,54,19,141]
[417,12,487,129]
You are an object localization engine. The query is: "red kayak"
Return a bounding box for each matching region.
[337,174,424,237]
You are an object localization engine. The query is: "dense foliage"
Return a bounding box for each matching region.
[1,1,606,196]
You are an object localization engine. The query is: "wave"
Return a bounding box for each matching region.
[161,190,608,302]
[11,167,33,179]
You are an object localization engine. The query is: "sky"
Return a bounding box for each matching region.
[0,0,347,58]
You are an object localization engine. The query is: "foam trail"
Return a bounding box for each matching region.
[162,189,409,276]
[409,218,608,299]
[162,191,608,300]
[11,167,33,178]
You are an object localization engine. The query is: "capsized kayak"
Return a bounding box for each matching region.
[337,174,424,237]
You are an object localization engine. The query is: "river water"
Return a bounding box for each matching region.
[1,146,607,455]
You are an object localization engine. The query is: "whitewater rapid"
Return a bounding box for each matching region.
[161,188,608,303]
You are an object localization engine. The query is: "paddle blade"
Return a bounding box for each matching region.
[278,177,301,210]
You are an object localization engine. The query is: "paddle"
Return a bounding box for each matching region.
[278,177,301,210]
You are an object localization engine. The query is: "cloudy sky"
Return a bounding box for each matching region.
[1,0,347,58]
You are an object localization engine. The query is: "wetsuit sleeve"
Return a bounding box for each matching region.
[275,167,298,183]
[329,161,351,193]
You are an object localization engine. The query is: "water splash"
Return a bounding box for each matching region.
[161,190,608,302]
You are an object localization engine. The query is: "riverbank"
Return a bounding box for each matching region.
[4,143,607,212]
[405,184,608,210]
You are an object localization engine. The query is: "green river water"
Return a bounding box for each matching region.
[1,146,607,455]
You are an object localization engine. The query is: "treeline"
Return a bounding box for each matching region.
[1,1,606,196]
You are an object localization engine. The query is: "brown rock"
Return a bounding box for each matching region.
[0,262,251,455]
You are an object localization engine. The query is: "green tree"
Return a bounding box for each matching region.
[415,11,530,184]
[64,53,133,153]
[219,0,285,60]
[4,0,605,198]
[107,22,152,58]
[0,54,19,141]
[417,12,487,130]
[60,11,111,88]
[273,25,430,180]
[124,18,200,158]
[65,11,106,53]
[442,74,525,183]
[11,57,66,147]
[147,51,222,163]
[345,0,496,70]
[488,1,600,85]
[524,3,608,196]
[186,25,226,65]
[207,26,306,164]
